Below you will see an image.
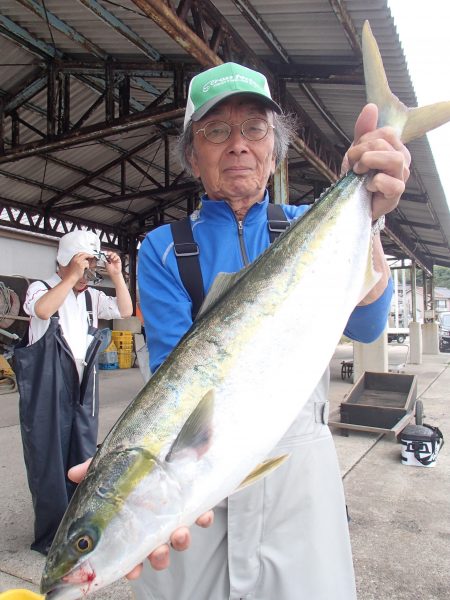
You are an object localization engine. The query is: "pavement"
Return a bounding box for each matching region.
[1,343,449,599]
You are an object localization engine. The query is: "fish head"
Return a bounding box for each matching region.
[40,510,116,599]
[40,447,185,599]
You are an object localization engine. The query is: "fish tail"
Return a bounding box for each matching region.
[362,20,450,143]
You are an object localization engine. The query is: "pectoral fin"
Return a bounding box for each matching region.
[235,454,290,492]
[166,389,214,462]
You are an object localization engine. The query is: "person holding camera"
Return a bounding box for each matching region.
[16,229,132,556]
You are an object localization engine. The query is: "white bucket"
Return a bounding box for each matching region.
[398,424,444,468]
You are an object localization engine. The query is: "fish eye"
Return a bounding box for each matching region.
[75,534,94,553]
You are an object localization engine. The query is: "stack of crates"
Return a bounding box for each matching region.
[111,330,133,369]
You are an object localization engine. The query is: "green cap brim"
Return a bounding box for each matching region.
[190,90,282,122]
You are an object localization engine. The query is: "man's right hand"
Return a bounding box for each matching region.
[68,460,214,576]
[64,252,92,283]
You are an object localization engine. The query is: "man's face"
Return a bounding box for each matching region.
[60,256,98,291]
[75,257,99,289]
[190,95,276,208]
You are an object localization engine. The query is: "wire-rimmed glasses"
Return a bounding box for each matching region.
[195,118,274,144]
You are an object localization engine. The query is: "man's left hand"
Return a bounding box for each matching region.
[104,251,123,277]
[343,103,411,220]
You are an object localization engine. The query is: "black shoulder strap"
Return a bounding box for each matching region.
[170,218,205,319]
[171,205,290,319]
[39,281,93,324]
[267,203,290,243]
[84,290,93,326]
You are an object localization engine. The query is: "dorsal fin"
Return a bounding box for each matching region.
[196,266,251,320]
[362,20,450,142]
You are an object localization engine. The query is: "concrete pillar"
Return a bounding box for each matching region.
[408,321,422,364]
[353,332,388,383]
[422,321,440,354]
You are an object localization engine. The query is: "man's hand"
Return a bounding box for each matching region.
[104,251,123,278]
[68,460,214,576]
[63,252,93,283]
[342,103,411,220]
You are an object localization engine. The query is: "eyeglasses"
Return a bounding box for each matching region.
[195,118,275,144]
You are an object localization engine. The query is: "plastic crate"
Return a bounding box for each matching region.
[117,350,133,369]
[114,341,133,350]
[112,330,133,342]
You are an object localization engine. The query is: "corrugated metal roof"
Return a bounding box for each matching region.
[0,0,448,268]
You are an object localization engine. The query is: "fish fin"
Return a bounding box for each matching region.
[196,267,250,320]
[166,389,214,462]
[235,454,290,491]
[362,21,450,142]
[357,234,382,303]
[401,103,450,145]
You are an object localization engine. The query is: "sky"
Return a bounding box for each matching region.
[387,0,450,207]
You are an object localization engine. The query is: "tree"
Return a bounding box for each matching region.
[434,266,450,289]
[402,266,450,289]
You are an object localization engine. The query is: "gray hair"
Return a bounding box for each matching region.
[177,111,297,177]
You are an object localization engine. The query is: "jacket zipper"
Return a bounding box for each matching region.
[222,199,252,266]
[237,219,250,266]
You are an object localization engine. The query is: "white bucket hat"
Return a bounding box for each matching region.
[57,230,101,267]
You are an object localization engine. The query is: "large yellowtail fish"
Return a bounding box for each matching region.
[41,22,450,599]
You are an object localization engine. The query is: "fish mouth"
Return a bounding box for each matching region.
[44,586,67,599]
[41,559,96,598]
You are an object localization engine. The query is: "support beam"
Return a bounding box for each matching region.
[130,0,222,67]
[0,195,123,242]
[230,0,289,63]
[55,181,200,213]
[327,0,362,56]
[0,105,183,164]
[385,214,433,276]
[45,134,162,208]
[3,73,47,115]
[77,0,161,61]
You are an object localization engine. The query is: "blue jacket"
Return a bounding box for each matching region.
[138,190,393,372]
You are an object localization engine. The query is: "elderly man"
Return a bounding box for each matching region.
[16,230,132,556]
[71,61,409,598]
[126,62,409,599]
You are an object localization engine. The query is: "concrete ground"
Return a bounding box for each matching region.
[1,343,449,599]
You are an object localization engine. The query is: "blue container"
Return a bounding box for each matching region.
[99,362,118,370]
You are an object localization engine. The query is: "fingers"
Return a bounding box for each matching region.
[67,458,92,483]
[353,103,379,142]
[125,544,170,576]
[125,563,144,580]
[343,104,412,216]
[348,131,411,174]
[105,251,120,264]
[105,251,122,275]
[125,511,215,579]
[353,147,409,184]
[195,510,214,528]
[125,544,171,578]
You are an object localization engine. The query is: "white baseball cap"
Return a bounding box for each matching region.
[57,230,101,266]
